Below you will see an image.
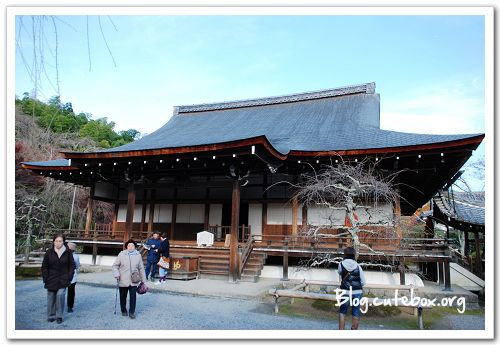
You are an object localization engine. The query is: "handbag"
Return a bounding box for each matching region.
[137,281,149,295]
[129,254,141,283]
[157,256,170,269]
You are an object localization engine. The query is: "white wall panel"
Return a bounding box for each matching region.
[153,204,172,223]
[133,205,148,222]
[209,204,223,226]
[267,203,302,225]
[116,204,149,222]
[308,205,344,226]
[117,204,127,222]
[307,203,393,226]
[248,203,262,236]
[177,204,204,223]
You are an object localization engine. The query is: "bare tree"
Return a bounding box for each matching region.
[15,196,50,263]
[293,157,401,260]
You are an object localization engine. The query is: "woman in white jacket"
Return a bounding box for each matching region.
[112,239,146,319]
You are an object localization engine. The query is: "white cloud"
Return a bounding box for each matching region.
[380,81,485,135]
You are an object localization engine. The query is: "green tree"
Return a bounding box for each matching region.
[79,117,120,147]
[16,94,140,148]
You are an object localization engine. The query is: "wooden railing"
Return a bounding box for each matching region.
[207,225,251,242]
[239,235,255,276]
[252,234,451,257]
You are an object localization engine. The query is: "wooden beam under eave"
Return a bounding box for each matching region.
[124,183,136,246]
[84,185,95,238]
[229,179,240,282]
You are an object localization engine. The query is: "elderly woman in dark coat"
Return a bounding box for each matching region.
[41,233,75,324]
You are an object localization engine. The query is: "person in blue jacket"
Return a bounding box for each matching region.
[144,231,162,281]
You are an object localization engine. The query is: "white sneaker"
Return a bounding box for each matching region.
[154,281,161,285]
[160,280,166,284]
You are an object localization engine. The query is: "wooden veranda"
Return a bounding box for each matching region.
[40,228,454,289]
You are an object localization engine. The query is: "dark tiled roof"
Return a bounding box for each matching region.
[433,191,485,226]
[97,82,480,155]
[22,158,70,167]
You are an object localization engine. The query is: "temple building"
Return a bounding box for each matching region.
[21,82,484,283]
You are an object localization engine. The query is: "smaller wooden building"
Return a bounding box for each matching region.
[433,191,485,278]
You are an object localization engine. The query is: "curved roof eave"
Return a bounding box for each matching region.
[61,135,287,161]
[288,133,485,157]
[21,158,78,171]
[55,133,485,165]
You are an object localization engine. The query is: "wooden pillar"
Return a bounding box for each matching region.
[84,185,95,238]
[171,204,177,240]
[443,258,452,291]
[204,203,210,230]
[262,203,267,238]
[424,217,436,281]
[282,236,289,281]
[262,174,268,237]
[171,188,177,240]
[229,179,240,282]
[474,231,482,276]
[204,178,210,230]
[139,189,148,240]
[424,217,434,238]
[124,183,136,246]
[302,204,307,229]
[92,240,98,265]
[399,263,405,285]
[394,193,402,237]
[464,231,470,256]
[111,203,119,238]
[291,195,298,235]
[147,189,155,239]
[438,260,445,285]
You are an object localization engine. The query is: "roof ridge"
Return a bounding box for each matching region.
[177,82,376,113]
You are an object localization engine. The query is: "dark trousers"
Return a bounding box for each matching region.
[67,283,76,308]
[119,286,137,314]
[145,259,158,279]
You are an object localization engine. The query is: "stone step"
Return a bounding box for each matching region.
[242,269,261,277]
[240,274,259,283]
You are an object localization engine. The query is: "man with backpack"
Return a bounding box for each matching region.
[337,246,366,330]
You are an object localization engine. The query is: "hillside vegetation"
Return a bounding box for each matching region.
[15,94,140,253]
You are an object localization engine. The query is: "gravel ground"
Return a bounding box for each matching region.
[15,279,485,331]
[437,315,485,330]
[16,279,339,330]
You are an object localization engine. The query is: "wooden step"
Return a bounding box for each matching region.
[200,263,229,271]
[199,259,229,266]
[170,252,229,258]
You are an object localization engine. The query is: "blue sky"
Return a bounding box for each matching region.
[14,13,487,189]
